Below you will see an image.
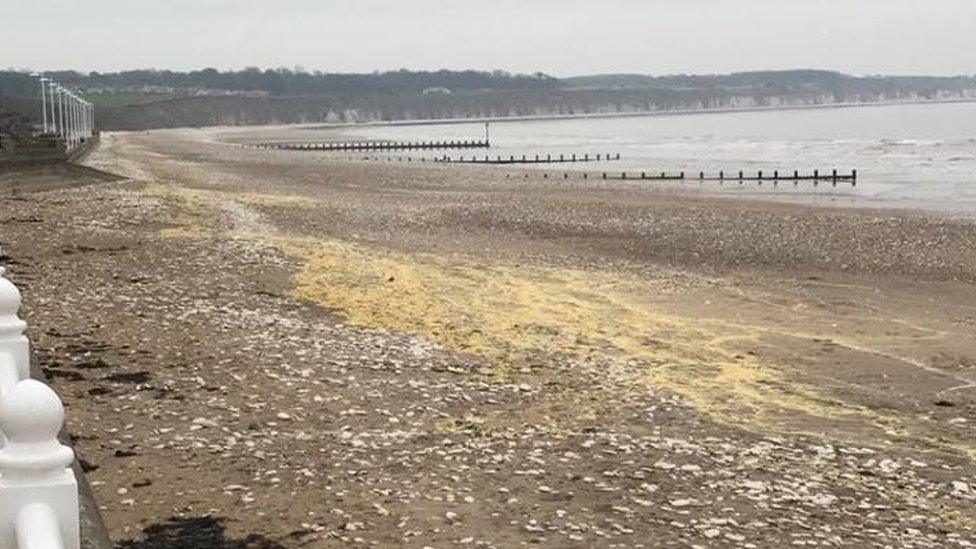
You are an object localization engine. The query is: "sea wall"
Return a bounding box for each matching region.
[0,133,99,167]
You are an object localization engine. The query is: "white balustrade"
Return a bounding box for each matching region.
[0,249,79,549]
[0,261,29,387]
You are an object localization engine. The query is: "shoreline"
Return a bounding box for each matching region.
[207,126,976,223]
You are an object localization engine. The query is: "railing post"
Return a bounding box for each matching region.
[0,380,80,549]
[0,248,80,549]
[0,252,29,384]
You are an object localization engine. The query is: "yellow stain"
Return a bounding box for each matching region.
[143,183,972,453]
[271,235,857,431]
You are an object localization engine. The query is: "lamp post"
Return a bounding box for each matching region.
[69,92,76,149]
[63,88,71,149]
[64,91,71,149]
[52,85,60,140]
[48,82,58,138]
[35,74,49,134]
[70,93,78,148]
[67,93,74,149]
[58,84,69,148]
[57,85,66,144]
[29,73,38,132]
[79,98,85,142]
[69,92,78,149]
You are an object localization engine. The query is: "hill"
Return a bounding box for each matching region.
[3,68,975,130]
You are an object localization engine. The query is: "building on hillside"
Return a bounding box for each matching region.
[422,87,452,96]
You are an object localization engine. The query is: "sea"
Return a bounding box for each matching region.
[334,101,976,216]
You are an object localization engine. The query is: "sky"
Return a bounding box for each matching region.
[3,0,976,77]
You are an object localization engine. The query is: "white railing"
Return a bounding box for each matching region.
[0,248,79,549]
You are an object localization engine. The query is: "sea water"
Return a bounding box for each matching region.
[336,101,976,215]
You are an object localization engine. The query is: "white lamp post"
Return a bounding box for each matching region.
[51,85,59,140]
[70,93,78,149]
[69,93,77,148]
[63,90,72,150]
[72,93,78,147]
[64,92,71,149]
[34,75,49,134]
[63,88,69,147]
[56,85,66,143]
[48,83,58,138]
[28,73,38,132]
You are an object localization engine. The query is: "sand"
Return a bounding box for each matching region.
[2,126,976,547]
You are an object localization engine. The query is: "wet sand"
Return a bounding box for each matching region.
[2,127,976,547]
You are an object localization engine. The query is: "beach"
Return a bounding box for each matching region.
[2,126,976,547]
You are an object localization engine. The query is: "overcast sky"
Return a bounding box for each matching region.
[4,0,975,76]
